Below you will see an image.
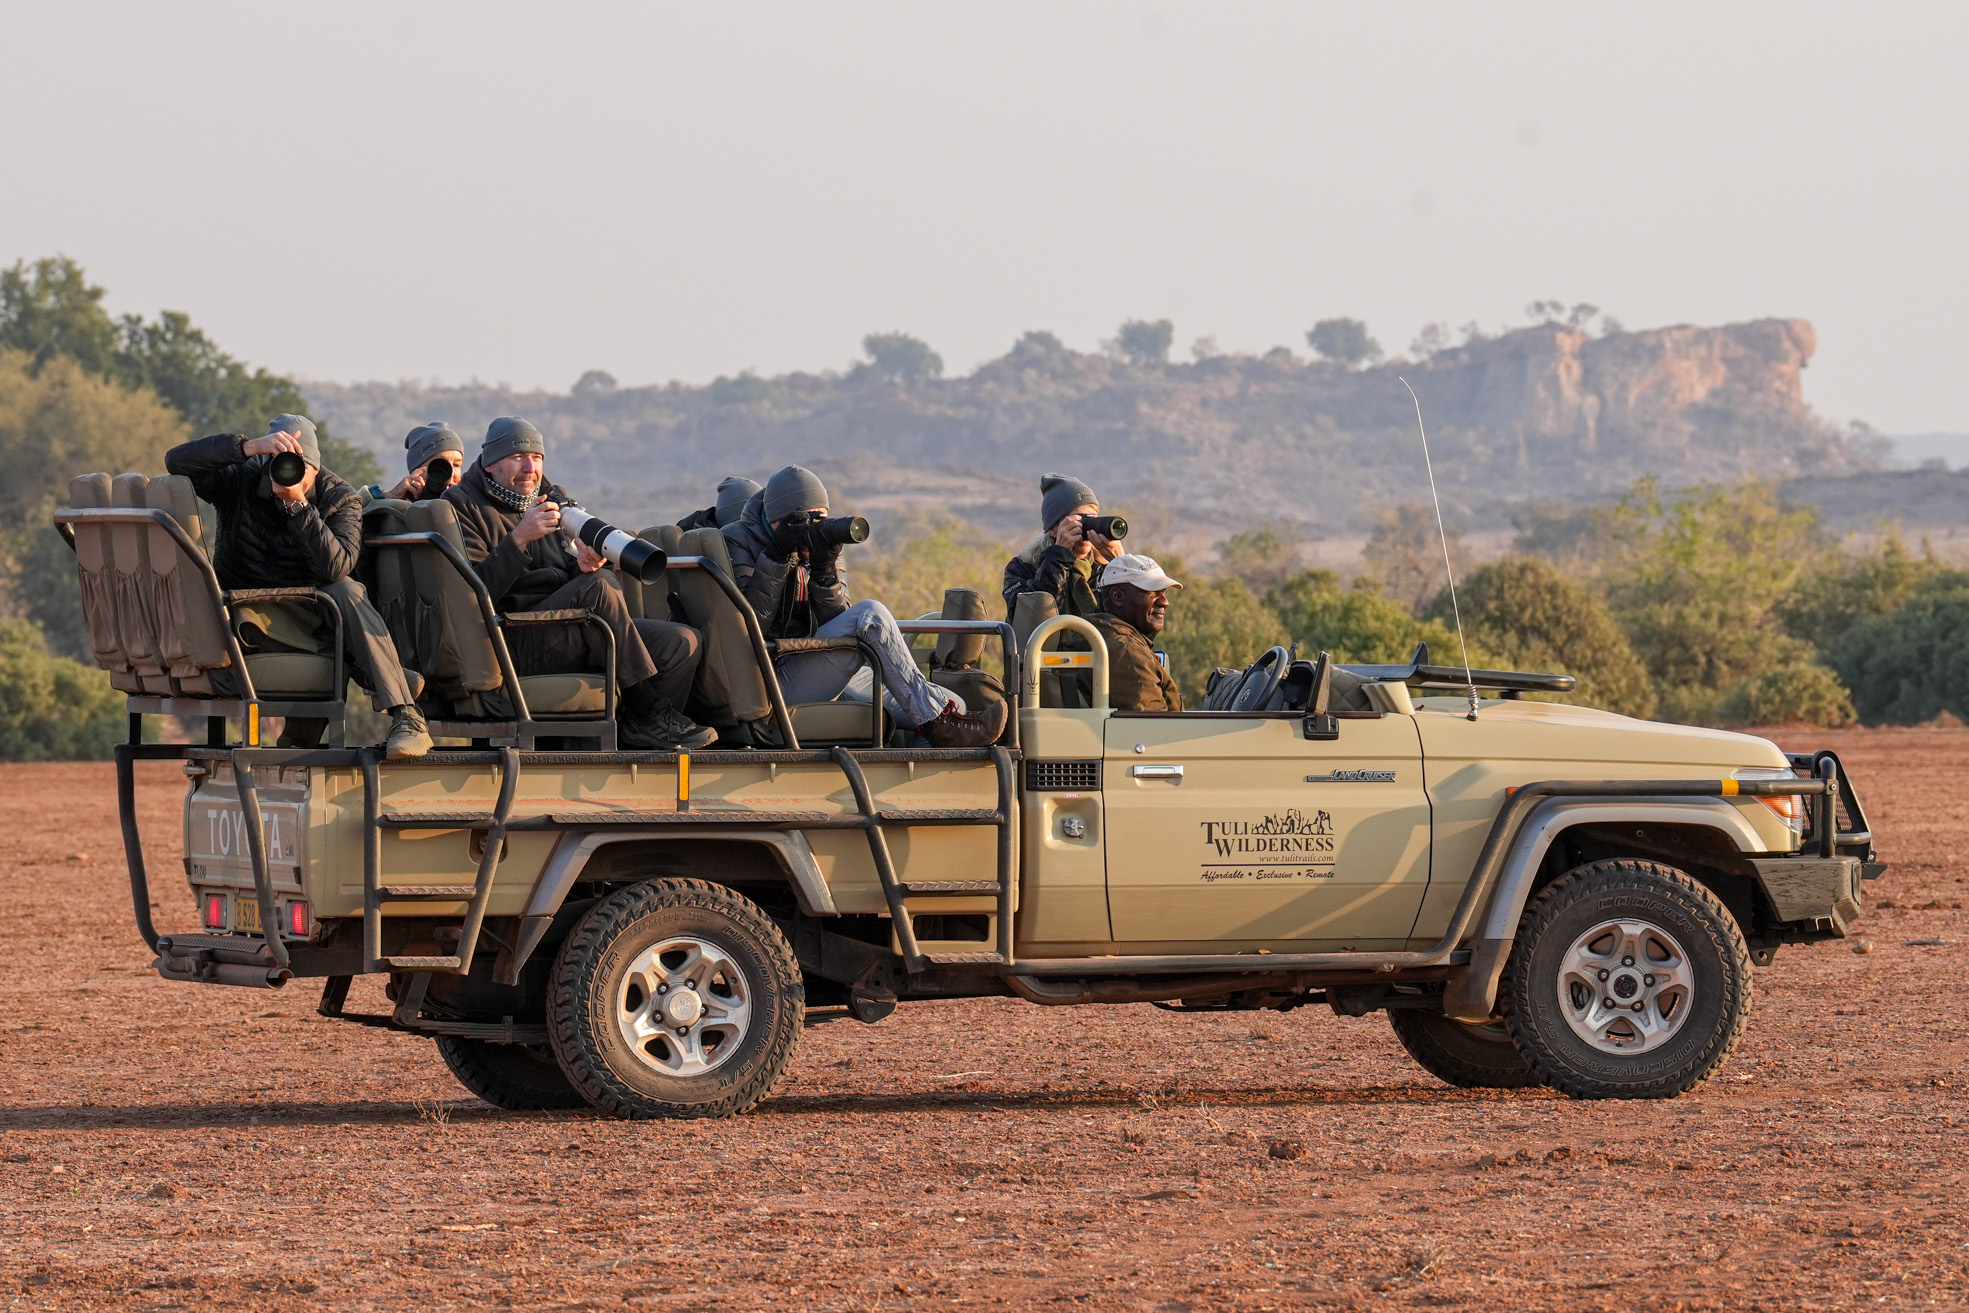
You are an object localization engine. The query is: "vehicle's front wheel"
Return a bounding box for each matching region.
[1387,1008,1543,1089]
[547,879,803,1119]
[1502,859,1751,1099]
[435,1036,589,1110]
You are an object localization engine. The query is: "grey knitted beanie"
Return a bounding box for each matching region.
[764,465,829,523]
[715,475,763,527]
[404,421,464,474]
[265,414,321,468]
[1040,472,1098,530]
[481,416,545,465]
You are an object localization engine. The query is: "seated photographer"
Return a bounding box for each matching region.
[165,414,433,758]
[724,465,1006,748]
[356,421,465,506]
[444,417,715,751]
[1002,472,1122,620]
[1088,554,1184,713]
[675,475,760,531]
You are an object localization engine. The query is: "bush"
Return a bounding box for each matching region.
[1774,530,1949,649]
[1825,577,1969,724]
[1270,569,1487,668]
[1428,556,1656,718]
[1158,572,1288,705]
[1717,663,1856,728]
[0,619,123,759]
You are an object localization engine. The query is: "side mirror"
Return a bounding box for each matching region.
[1303,651,1339,740]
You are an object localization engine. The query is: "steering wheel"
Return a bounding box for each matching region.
[1230,646,1290,712]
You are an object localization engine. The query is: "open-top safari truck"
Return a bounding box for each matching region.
[58,471,1881,1117]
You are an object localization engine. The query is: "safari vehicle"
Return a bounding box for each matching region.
[59,472,1880,1118]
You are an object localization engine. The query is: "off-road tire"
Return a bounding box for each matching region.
[1502,859,1751,1100]
[435,1036,588,1110]
[1387,1008,1544,1089]
[547,879,803,1119]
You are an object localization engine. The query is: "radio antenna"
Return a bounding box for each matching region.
[1398,376,1478,721]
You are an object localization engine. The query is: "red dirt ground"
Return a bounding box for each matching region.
[1,726,1965,1310]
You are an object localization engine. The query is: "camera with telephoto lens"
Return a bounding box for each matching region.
[269,451,308,487]
[783,510,871,547]
[1079,514,1128,541]
[421,457,454,499]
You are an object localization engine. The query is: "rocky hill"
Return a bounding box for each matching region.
[303,318,1872,540]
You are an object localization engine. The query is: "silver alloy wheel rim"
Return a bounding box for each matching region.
[615,935,753,1077]
[1555,918,1694,1055]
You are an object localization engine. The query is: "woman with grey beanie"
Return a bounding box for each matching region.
[1001,472,1121,620]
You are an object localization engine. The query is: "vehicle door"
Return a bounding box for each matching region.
[1101,709,1431,948]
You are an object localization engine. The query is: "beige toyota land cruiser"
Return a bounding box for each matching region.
[61,475,1878,1119]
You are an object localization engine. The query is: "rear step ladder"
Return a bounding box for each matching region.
[830,745,1017,972]
[361,746,520,974]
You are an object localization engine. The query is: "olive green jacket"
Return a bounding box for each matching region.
[1088,612,1182,712]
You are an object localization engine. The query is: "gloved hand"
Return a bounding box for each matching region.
[768,517,807,563]
[805,525,843,578]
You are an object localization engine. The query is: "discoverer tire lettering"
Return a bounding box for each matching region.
[1502,858,1751,1100]
[547,879,803,1119]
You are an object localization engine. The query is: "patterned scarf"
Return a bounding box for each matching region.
[483,472,537,513]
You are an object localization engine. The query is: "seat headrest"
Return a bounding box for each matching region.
[408,498,467,548]
[936,587,988,668]
[69,473,111,509]
[110,472,149,508]
[144,474,201,539]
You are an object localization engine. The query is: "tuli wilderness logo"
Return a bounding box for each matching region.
[1197,809,1337,882]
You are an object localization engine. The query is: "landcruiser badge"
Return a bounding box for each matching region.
[1198,808,1336,882]
[1305,769,1395,783]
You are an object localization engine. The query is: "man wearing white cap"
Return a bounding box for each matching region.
[1089,554,1184,712]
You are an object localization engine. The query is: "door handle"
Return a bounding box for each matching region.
[1131,764,1184,779]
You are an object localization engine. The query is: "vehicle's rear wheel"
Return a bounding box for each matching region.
[435,1036,588,1110]
[1502,858,1751,1099]
[547,879,803,1119]
[1387,1008,1543,1089]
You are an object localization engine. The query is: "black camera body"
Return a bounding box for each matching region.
[785,511,871,547]
[1080,514,1128,541]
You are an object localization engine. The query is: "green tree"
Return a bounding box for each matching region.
[0,619,124,759]
[0,349,189,655]
[1824,574,1969,724]
[1270,569,1487,668]
[1601,478,1829,697]
[1426,556,1656,718]
[1773,529,1943,650]
[1306,318,1382,368]
[1717,663,1855,728]
[1114,319,1174,366]
[1215,522,1302,594]
[0,256,121,374]
[861,332,943,385]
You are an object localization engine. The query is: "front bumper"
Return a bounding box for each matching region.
[1750,855,1871,937]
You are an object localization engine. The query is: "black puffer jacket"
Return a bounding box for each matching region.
[442,458,583,611]
[721,490,850,640]
[164,433,363,589]
[1001,534,1103,620]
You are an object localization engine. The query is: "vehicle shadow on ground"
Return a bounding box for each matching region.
[0,1082,1555,1131]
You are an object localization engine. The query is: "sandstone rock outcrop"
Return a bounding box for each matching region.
[306,317,1866,537]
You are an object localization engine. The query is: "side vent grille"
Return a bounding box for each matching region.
[1025,759,1101,791]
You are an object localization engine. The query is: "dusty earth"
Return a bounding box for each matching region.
[1,726,1965,1311]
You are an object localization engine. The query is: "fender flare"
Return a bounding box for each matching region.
[1442,797,1763,1023]
[494,828,835,986]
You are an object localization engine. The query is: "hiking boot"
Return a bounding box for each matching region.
[918,697,1007,749]
[621,703,717,752]
[385,705,433,760]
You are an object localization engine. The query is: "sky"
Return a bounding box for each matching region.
[3,2,1964,441]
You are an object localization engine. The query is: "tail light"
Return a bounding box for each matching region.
[287,901,311,937]
[202,892,226,929]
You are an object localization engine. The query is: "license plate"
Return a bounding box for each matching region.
[234,896,263,934]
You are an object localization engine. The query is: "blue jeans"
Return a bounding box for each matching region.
[774,599,959,727]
